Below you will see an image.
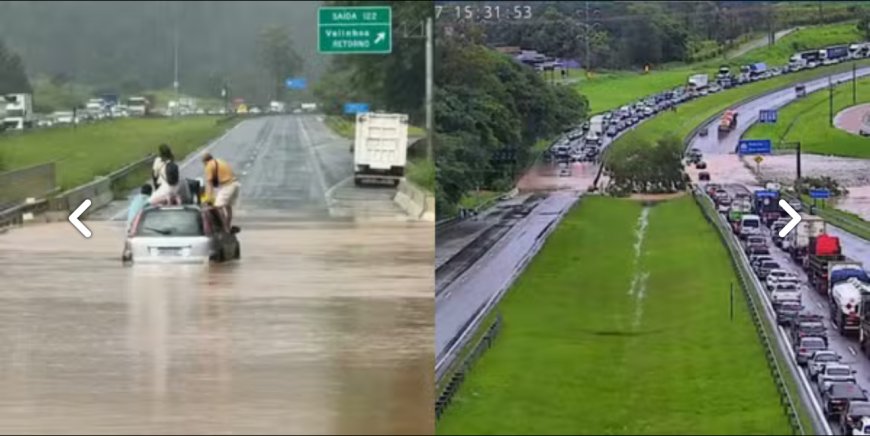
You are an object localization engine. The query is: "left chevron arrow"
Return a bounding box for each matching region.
[69,199,92,238]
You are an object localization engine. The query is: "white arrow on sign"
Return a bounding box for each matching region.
[374,32,385,45]
[69,199,93,238]
[778,199,801,238]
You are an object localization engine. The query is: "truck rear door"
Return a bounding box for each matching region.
[355,114,409,171]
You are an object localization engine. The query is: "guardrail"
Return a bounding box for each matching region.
[694,188,829,435]
[435,196,575,397]
[0,153,155,229]
[435,314,502,421]
[0,162,56,208]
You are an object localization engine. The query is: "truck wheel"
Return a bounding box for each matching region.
[392,179,400,187]
[354,177,363,187]
[233,245,241,260]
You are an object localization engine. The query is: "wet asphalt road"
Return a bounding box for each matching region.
[692,65,870,156]
[434,193,577,368]
[0,115,433,434]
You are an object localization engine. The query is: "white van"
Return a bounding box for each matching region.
[740,214,762,238]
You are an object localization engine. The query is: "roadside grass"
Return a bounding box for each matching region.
[744,75,870,158]
[436,196,790,435]
[0,117,231,190]
[459,190,500,210]
[407,158,435,193]
[325,115,355,139]
[577,22,864,114]
[608,59,870,153]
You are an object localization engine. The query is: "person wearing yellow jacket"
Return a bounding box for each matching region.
[201,153,240,228]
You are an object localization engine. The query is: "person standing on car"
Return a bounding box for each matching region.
[152,144,174,190]
[150,144,191,205]
[202,153,240,227]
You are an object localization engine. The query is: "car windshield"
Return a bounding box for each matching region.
[743,219,759,228]
[781,302,801,310]
[802,338,826,349]
[135,208,203,237]
[832,383,866,399]
[828,367,852,376]
[815,353,839,362]
[762,261,779,268]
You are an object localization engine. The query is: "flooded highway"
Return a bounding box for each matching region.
[0,115,434,434]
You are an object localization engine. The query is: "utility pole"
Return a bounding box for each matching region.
[829,75,834,127]
[854,62,858,105]
[173,26,179,118]
[425,16,433,162]
[585,1,590,75]
[796,141,802,182]
[400,18,433,162]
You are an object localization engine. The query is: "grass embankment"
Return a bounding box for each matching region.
[745,75,870,158]
[576,21,864,113]
[436,196,790,434]
[0,116,230,189]
[324,115,433,192]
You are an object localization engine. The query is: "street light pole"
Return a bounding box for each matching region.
[425,16,434,162]
[173,27,179,118]
[829,76,834,127]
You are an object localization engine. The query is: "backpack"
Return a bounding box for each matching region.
[165,160,180,186]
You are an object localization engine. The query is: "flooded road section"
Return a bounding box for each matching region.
[0,113,433,434]
[0,220,433,435]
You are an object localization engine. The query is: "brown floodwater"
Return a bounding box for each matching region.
[0,219,434,435]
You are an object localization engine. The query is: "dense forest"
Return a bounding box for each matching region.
[0,1,323,104]
[435,38,587,215]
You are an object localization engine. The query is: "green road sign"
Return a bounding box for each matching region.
[318,6,392,54]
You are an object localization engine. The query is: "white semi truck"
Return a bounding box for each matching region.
[352,112,409,186]
[2,93,34,130]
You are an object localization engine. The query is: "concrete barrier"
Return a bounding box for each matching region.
[394,179,435,221]
[49,176,113,218]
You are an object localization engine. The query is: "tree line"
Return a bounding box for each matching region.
[434,28,587,215]
[473,1,870,70]
[0,37,31,95]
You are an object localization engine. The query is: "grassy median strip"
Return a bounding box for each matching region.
[0,117,231,189]
[578,22,863,114]
[436,196,790,434]
[745,75,870,158]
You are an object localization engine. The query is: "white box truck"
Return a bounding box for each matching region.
[688,73,709,90]
[3,93,34,130]
[352,112,409,186]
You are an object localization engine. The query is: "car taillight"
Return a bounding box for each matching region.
[799,348,806,353]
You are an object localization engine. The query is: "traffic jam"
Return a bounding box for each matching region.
[704,179,870,434]
[544,41,870,175]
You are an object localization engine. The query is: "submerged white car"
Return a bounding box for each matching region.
[122,204,240,263]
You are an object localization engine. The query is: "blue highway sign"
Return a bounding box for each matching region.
[754,190,778,199]
[285,77,307,90]
[738,139,772,155]
[809,189,831,199]
[759,109,777,124]
[344,102,370,114]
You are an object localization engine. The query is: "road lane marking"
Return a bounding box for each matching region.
[850,346,858,356]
